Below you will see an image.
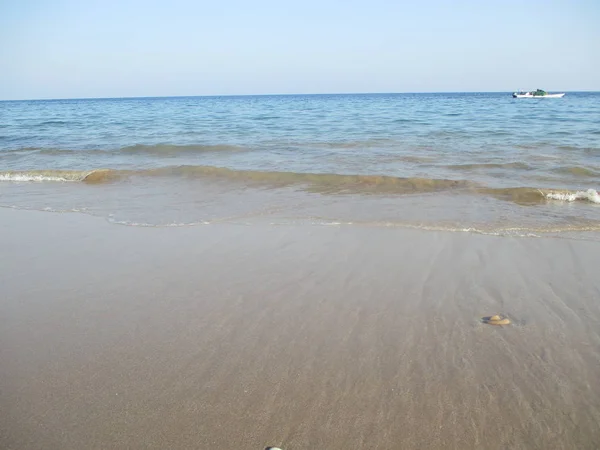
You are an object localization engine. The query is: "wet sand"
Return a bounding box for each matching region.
[1,209,599,449]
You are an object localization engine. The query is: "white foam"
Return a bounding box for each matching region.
[0,174,74,182]
[106,217,210,227]
[0,204,89,214]
[0,172,91,182]
[546,189,599,204]
[316,221,345,226]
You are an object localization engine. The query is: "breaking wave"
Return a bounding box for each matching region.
[0,169,121,183]
[445,162,532,171]
[1,166,598,204]
[0,167,472,193]
[545,189,600,204]
[480,187,600,205]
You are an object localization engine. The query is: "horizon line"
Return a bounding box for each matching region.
[2,90,597,102]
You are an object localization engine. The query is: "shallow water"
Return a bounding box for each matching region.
[1,93,599,236]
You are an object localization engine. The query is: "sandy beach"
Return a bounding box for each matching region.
[1,208,599,449]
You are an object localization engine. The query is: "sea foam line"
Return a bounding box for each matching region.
[0,174,78,182]
[545,189,599,204]
[0,170,96,182]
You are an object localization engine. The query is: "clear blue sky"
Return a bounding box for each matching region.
[1,0,598,99]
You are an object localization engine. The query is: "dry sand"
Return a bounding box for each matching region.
[1,208,599,449]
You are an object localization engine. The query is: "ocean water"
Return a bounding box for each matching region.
[1,92,599,237]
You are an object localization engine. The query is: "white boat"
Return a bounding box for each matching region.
[512,89,565,98]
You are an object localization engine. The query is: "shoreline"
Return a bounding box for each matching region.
[1,208,599,449]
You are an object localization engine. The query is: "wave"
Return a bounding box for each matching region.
[556,146,599,154]
[552,166,600,177]
[514,142,554,150]
[0,147,47,154]
[317,139,396,148]
[1,166,598,204]
[0,169,120,183]
[480,187,600,205]
[0,144,246,156]
[478,187,547,205]
[260,138,398,149]
[546,189,600,203]
[445,162,532,171]
[119,144,245,155]
[0,166,472,193]
[396,155,437,163]
[39,120,69,125]
[142,166,474,194]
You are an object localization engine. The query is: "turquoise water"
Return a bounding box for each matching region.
[1,93,599,236]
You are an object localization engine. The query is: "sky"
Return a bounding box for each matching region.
[0,0,599,100]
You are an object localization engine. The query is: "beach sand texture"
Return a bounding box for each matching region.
[1,209,599,449]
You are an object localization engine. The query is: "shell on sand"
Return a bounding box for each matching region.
[483,315,510,325]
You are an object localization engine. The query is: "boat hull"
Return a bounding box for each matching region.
[512,93,565,98]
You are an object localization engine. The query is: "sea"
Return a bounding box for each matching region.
[1,92,599,238]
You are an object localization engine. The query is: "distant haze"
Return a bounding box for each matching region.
[1,0,599,100]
